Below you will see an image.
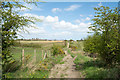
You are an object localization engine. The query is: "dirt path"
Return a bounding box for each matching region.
[49,51,83,78]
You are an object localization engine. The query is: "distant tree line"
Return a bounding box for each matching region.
[17,38,48,41]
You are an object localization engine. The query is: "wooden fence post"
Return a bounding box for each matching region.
[67,42,69,48]
[34,49,36,63]
[42,50,43,59]
[22,49,24,66]
[49,50,50,57]
[47,50,49,57]
[43,52,47,60]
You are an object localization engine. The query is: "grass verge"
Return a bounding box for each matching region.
[68,49,120,78]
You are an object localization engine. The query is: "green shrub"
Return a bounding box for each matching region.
[84,6,120,65]
[51,45,65,56]
[83,32,120,65]
[3,60,21,73]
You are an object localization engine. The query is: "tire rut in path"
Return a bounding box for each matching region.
[49,51,83,78]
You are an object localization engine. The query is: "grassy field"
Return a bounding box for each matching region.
[11,47,43,63]
[11,40,66,62]
[16,40,64,43]
[14,40,65,49]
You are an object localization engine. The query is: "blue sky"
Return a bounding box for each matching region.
[17,2,118,40]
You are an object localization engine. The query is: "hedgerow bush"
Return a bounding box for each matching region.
[83,33,101,57]
[51,45,65,56]
[84,6,120,65]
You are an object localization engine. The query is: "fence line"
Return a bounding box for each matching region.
[21,49,51,65]
[43,52,47,60]
[42,50,43,59]
[49,50,50,57]
[67,42,69,48]
[34,49,36,63]
[22,49,24,67]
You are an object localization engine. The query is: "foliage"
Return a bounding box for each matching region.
[84,6,120,65]
[1,2,40,76]
[69,39,74,42]
[69,45,77,51]
[51,45,65,56]
[83,33,101,57]
[71,51,120,78]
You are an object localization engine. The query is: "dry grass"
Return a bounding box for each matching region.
[14,40,65,49]
[16,41,64,44]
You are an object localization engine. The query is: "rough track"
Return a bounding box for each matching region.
[49,51,83,78]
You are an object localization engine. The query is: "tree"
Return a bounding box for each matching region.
[1,2,39,74]
[84,6,120,65]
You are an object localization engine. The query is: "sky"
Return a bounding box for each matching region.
[17,2,118,40]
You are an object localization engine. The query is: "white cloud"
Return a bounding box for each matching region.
[74,19,80,23]
[73,22,91,32]
[19,3,42,11]
[45,16,59,23]
[98,2,102,6]
[85,17,90,21]
[52,8,62,13]
[61,31,72,35]
[51,20,91,33]
[74,17,91,23]
[23,13,59,23]
[80,14,84,17]
[23,13,42,18]
[64,5,81,11]
[18,24,46,34]
[89,15,93,17]
[18,13,92,40]
[22,13,91,35]
[26,27,46,34]
[81,17,91,21]
[54,31,72,36]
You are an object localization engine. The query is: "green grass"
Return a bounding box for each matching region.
[5,54,64,78]
[69,49,120,78]
[5,41,65,78]
[68,41,120,78]
[59,61,65,64]
[11,47,43,63]
[5,68,49,78]
[69,41,84,51]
